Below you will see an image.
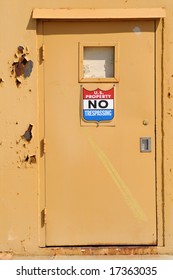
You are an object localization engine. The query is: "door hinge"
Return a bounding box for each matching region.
[42,208,47,226]
[41,138,46,155]
[43,138,46,154]
[41,44,45,62]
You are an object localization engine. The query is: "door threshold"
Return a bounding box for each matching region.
[44,245,158,256]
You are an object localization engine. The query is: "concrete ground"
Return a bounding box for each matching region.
[1,253,173,260]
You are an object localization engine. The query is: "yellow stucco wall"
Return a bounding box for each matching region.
[0,0,173,255]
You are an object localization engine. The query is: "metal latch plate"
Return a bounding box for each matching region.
[140,137,151,152]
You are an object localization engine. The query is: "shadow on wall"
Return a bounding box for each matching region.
[27,12,36,30]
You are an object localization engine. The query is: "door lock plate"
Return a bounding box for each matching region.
[140,137,151,152]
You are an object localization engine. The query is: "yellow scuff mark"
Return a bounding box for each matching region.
[86,133,148,222]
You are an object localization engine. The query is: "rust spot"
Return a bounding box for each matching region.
[0,78,4,85]
[51,246,158,256]
[22,124,33,142]
[18,46,24,54]
[23,60,33,78]
[13,58,33,78]
[29,155,37,164]
[24,155,29,162]
[24,154,37,164]
[14,58,25,77]
[168,92,171,98]
[16,78,22,87]
[167,112,173,117]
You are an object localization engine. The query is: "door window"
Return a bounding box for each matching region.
[79,42,119,82]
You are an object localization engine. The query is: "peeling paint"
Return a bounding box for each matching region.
[11,46,33,87]
[24,154,37,164]
[17,151,37,168]
[29,155,37,164]
[24,155,30,162]
[0,77,4,85]
[168,92,171,98]
[16,77,22,87]
[22,124,33,142]
[18,45,25,54]
[15,124,37,168]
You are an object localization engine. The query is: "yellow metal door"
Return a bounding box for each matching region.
[43,20,156,246]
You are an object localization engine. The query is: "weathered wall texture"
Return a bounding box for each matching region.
[0,0,173,255]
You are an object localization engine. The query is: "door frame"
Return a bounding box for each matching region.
[37,16,164,252]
